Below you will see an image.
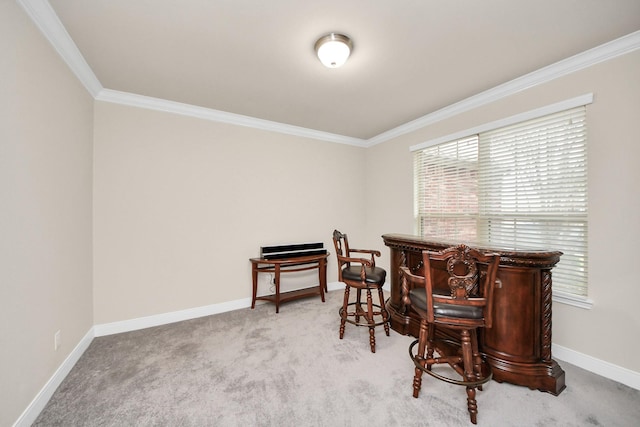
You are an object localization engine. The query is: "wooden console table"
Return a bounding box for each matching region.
[382,233,565,395]
[250,253,329,313]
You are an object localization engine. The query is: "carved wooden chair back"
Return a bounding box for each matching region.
[332,229,380,284]
[332,229,351,271]
[423,245,500,329]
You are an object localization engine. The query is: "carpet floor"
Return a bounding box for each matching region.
[34,290,639,426]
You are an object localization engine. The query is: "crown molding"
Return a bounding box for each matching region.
[18,0,103,97]
[19,1,640,147]
[96,89,367,147]
[19,0,366,146]
[365,30,640,147]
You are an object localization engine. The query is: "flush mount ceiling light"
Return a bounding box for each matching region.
[314,33,353,68]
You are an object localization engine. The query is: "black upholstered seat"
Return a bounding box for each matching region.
[341,266,387,284]
[409,288,483,319]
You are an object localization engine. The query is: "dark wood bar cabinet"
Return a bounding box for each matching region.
[382,234,566,395]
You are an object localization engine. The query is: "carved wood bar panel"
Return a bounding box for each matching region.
[382,234,566,395]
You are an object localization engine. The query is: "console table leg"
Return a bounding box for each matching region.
[251,265,258,309]
[319,258,327,302]
[275,264,281,314]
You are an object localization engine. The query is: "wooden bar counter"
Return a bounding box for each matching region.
[382,234,566,395]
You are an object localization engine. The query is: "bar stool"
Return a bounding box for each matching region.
[332,229,390,353]
[400,245,500,424]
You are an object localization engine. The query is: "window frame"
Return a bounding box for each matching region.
[410,94,594,309]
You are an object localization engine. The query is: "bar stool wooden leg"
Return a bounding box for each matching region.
[426,323,436,369]
[471,330,484,389]
[377,287,390,336]
[340,285,350,339]
[461,329,478,424]
[412,319,429,398]
[366,288,376,353]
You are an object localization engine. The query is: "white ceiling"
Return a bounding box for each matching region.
[25,1,640,142]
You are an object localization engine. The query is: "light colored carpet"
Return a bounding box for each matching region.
[34,290,639,426]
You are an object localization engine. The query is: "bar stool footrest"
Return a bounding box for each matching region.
[409,339,493,387]
[339,302,388,328]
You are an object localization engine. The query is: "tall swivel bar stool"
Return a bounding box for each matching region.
[401,245,500,424]
[332,229,390,353]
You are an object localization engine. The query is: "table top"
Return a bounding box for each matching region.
[249,252,330,265]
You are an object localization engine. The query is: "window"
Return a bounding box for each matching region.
[413,97,590,301]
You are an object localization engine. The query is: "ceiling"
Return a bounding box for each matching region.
[29,1,640,141]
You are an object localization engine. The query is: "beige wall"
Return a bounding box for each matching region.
[0,1,94,425]
[4,0,639,423]
[366,51,640,373]
[93,102,366,324]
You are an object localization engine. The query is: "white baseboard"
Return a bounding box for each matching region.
[94,297,254,336]
[13,328,95,427]
[552,343,640,391]
[95,283,346,337]
[327,281,345,292]
[93,283,346,336]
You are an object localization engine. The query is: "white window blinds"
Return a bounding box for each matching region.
[414,106,588,297]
